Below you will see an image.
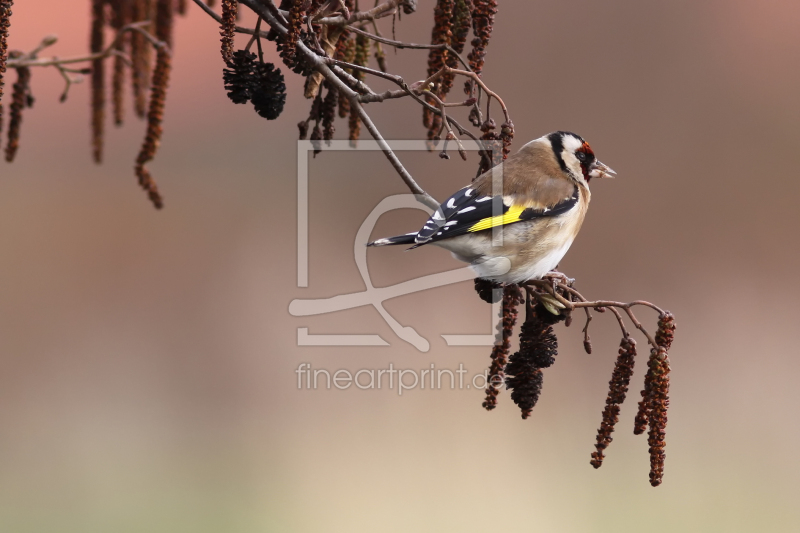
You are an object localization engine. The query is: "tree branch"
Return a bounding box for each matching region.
[345,24,472,71]
[7,21,169,69]
[524,277,665,353]
[315,0,405,25]
[235,0,439,210]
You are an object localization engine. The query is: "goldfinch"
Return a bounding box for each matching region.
[368,131,616,284]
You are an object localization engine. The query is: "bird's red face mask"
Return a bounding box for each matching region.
[577,142,616,181]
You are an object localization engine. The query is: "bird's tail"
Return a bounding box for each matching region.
[367,233,418,247]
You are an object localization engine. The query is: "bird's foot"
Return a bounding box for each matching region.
[544,270,574,288]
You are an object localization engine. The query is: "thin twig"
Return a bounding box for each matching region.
[316,0,403,25]
[418,65,510,124]
[523,278,662,351]
[7,21,168,69]
[346,25,472,71]
[424,90,466,159]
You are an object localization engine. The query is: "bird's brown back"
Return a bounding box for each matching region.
[473,141,581,209]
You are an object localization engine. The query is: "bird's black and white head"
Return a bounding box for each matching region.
[547,131,616,186]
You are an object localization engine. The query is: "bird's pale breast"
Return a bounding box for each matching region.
[434,187,589,283]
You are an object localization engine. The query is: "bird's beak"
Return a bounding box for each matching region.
[589,160,616,179]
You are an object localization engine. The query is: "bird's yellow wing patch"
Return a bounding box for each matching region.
[468,205,527,232]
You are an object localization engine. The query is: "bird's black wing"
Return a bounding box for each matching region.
[412,184,579,247]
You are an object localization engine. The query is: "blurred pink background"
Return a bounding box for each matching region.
[1,1,799,531]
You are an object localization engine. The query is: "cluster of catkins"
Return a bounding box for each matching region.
[0,0,184,208]
[478,283,565,417]
[475,278,676,487]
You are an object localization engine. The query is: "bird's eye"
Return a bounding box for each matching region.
[575,151,587,162]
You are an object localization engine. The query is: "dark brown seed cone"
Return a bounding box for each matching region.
[90,0,105,163]
[335,34,354,118]
[177,0,187,16]
[590,337,637,469]
[222,49,256,104]
[251,62,286,120]
[464,0,497,95]
[4,62,29,162]
[655,311,676,351]
[482,284,523,411]
[206,0,216,6]
[222,52,286,115]
[504,306,560,419]
[474,278,502,304]
[111,0,131,126]
[321,82,337,144]
[134,0,172,209]
[506,369,541,420]
[281,0,305,68]
[0,0,13,113]
[220,0,237,63]
[131,0,152,118]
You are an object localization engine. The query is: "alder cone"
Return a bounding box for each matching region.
[251,62,286,120]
